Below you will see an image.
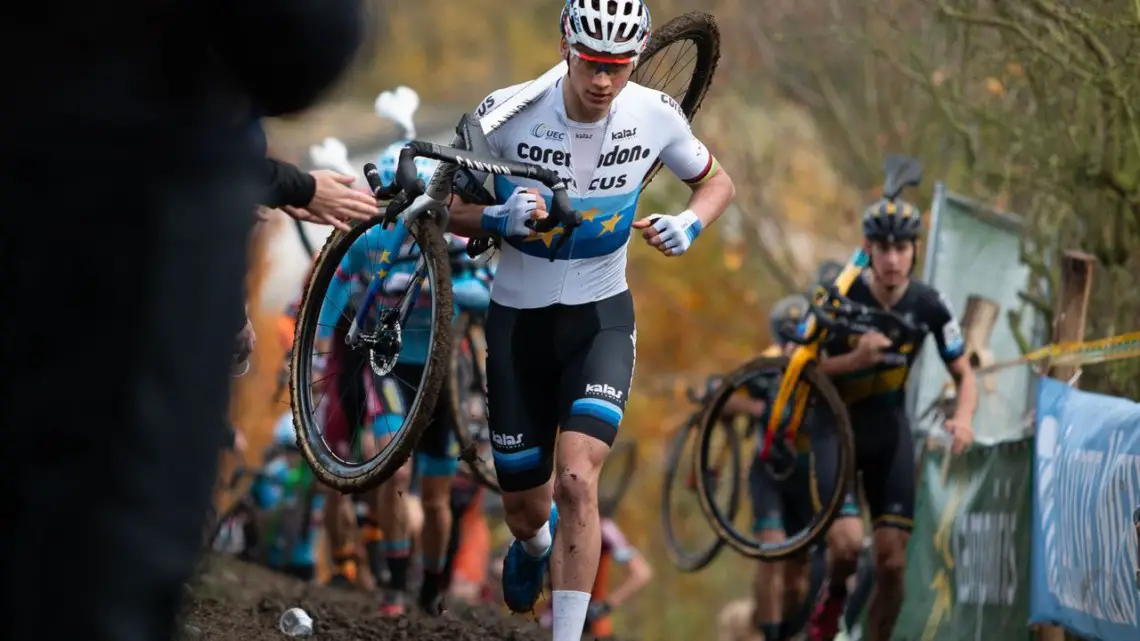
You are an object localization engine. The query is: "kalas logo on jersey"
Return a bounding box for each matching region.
[516,143,571,167]
[598,145,651,167]
[575,132,593,139]
[611,128,637,140]
[530,123,566,142]
[588,174,628,191]
[492,432,525,448]
[585,383,623,400]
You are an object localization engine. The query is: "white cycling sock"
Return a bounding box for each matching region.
[520,521,552,558]
[552,590,592,641]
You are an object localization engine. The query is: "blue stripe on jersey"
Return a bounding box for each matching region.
[493,175,642,261]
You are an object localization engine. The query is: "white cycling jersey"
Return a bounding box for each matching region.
[470,78,717,309]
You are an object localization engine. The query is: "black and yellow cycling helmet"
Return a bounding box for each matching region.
[861,155,925,242]
[814,259,844,288]
[769,294,809,345]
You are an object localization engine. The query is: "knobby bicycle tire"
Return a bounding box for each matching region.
[448,312,499,493]
[599,439,638,518]
[844,542,875,635]
[694,356,855,561]
[632,10,721,189]
[291,216,453,492]
[660,416,738,573]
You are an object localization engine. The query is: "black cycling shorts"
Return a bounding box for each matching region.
[485,291,636,492]
[749,410,860,534]
[379,362,459,478]
[850,404,914,532]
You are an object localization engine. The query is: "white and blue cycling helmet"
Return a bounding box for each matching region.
[561,0,651,60]
[377,140,440,188]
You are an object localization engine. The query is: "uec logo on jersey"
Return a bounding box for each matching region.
[530,123,566,142]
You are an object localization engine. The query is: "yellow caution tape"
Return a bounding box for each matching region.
[1025,331,1140,367]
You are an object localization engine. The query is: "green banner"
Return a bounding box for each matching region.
[893,439,1034,641]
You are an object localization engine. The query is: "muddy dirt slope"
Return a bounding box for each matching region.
[182,555,546,641]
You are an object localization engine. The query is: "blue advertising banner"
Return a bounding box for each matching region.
[1031,377,1140,640]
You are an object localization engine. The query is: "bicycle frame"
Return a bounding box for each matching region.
[761,247,870,458]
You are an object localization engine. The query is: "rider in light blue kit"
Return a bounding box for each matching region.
[315,138,494,615]
[248,413,325,581]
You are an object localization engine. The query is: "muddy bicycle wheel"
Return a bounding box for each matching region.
[632,10,721,188]
[291,216,453,493]
[844,541,875,638]
[448,311,498,492]
[660,415,739,572]
[599,439,638,517]
[694,356,855,561]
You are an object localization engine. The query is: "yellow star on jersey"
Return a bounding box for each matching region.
[524,225,565,247]
[378,249,392,264]
[597,213,624,236]
[579,208,603,222]
[375,269,389,279]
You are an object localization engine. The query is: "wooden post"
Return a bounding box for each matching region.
[1036,251,1095,641]
[925,295,1002,485]
[961,295,1001,392]
[1047,251,1095,382]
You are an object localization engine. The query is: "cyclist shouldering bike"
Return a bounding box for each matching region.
[808,155,978,641]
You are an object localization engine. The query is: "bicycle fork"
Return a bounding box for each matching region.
[345,223,428,346]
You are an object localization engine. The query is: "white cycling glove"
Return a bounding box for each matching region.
[480,186,539,238]
[650,209,703,256]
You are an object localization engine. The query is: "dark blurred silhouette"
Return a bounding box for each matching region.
[0,2,364,639]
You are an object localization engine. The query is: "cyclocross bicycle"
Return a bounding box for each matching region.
[291,11,721,493]
[693,162,926,561]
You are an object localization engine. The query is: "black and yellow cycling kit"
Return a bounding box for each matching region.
[822,275,965,531]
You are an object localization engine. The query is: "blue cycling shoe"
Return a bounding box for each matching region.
[502,502,559,613]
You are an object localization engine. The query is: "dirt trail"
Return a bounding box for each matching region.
[182,555,546,641]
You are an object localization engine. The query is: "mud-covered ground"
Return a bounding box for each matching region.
[181,555,547,641]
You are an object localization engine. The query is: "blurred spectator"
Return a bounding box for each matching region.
[0,1,364,640]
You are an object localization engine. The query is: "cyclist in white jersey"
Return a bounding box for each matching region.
[446,1,735,638]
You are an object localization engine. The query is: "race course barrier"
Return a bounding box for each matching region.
[895,438,1033,641]
[1031,377,1140,641]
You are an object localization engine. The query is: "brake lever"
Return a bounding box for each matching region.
[550,228,573,259]
[524,213,579,262]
